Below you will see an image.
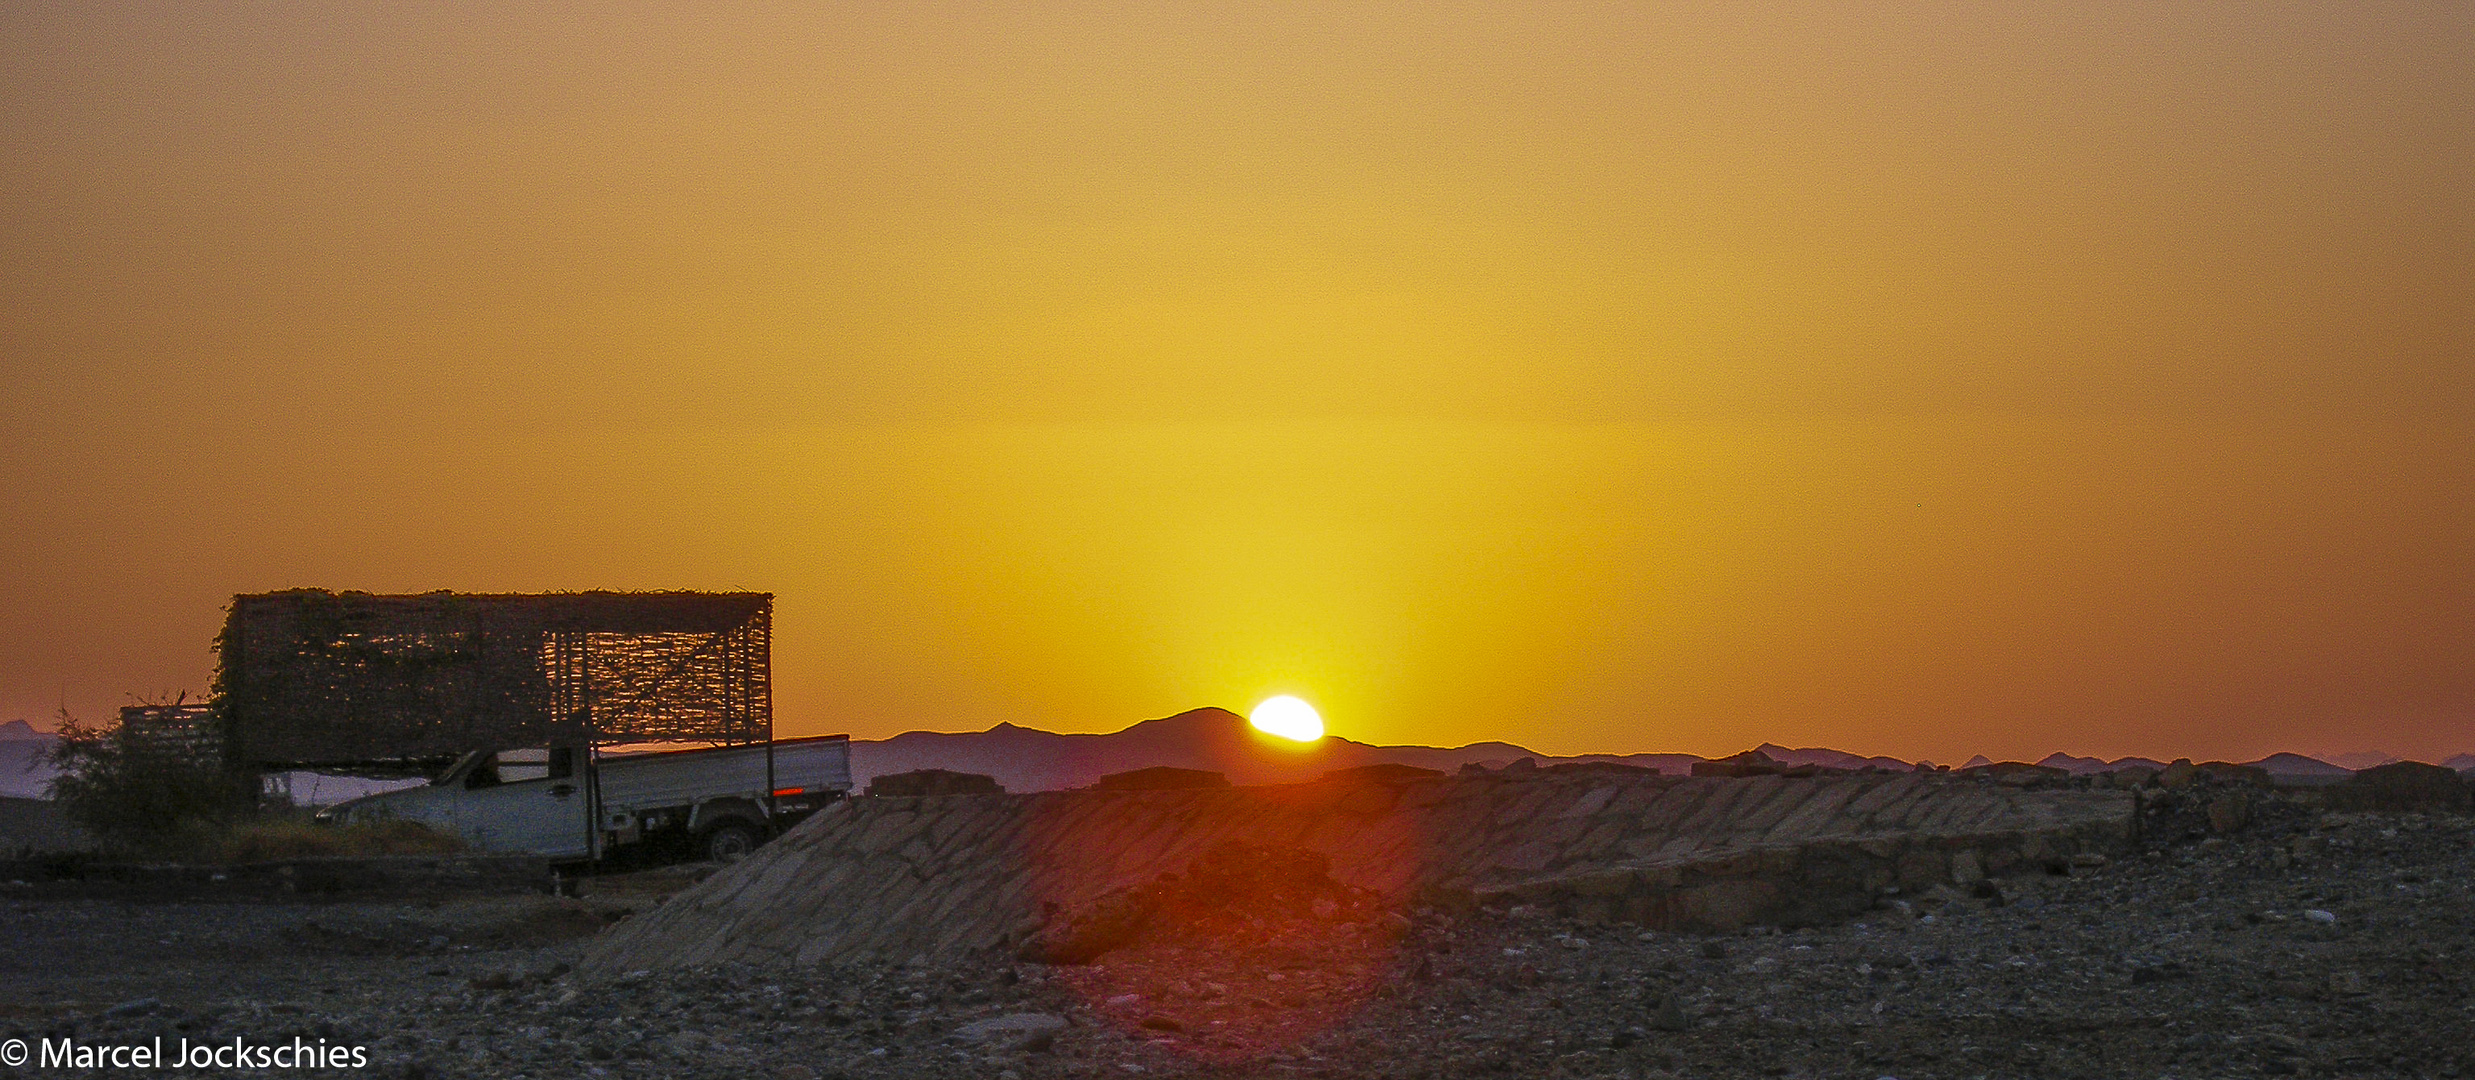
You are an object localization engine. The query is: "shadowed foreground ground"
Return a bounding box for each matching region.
[1,793,2469,1078]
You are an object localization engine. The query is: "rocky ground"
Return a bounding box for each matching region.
[3,801,2470,1079]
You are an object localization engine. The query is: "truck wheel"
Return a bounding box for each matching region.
[698,821,763,863]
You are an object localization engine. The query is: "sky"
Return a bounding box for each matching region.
[3,2,2470,764]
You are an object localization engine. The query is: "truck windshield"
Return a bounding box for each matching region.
[461,749,553,789]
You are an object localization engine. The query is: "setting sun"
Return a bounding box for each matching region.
[1248,696,1324,743]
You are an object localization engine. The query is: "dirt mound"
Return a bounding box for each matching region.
[1020,841,1378,964]
[579,771,2136,977]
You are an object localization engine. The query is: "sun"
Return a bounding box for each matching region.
[1248,695,1324,742]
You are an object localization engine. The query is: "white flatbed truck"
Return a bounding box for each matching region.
[317,735,851,864]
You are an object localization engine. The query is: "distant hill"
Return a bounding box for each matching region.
[847,707,1707,793]
[2031,751,2346,778]
[0,719,50,741]
[2246,752,2353,778]
[2446,753,2475,774]
[1750,743,1917,772]
[2037,753,2111,775]
[2036,753,2171,774]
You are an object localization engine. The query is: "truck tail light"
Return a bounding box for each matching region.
[772,787,804,797]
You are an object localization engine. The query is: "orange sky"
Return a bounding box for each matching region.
[4,3,2470,764]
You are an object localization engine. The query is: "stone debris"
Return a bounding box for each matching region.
[951,1012,1067,1046]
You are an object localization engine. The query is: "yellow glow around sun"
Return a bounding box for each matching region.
[1249,696,1324,742]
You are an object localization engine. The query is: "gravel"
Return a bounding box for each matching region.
[3,803,2471,1079]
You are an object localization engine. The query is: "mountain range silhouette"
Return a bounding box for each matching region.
[844,707,2473,793]
[5,709,2469,800]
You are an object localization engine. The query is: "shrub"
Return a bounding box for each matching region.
[45,708,254,859]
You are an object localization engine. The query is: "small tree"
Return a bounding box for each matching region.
[46,701,254,858]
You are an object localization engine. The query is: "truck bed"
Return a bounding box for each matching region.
[596,735,851,812]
